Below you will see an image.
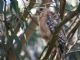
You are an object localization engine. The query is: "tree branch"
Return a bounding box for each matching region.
[60,0,66,20]
[40,5,80,60]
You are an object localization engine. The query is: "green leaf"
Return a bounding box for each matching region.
[0,0,3,13]
[10,0,20,13]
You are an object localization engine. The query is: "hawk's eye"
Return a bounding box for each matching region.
[39,8,43,12]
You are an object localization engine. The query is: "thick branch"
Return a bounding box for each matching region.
[23,0,36,18]
[60,0,66,20]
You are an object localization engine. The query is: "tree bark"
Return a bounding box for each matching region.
[60,0,66,20]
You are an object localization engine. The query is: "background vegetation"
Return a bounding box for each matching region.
[0,0,80,60]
